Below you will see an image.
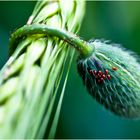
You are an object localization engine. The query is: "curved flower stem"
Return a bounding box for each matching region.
[9,24,94,57]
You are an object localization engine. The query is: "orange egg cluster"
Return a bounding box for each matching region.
[88,69,111,84]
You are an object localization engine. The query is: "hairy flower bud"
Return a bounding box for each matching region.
[77,40,140,119]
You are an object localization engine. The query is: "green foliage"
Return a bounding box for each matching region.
[1,1,140,139]
[0,0,85,138]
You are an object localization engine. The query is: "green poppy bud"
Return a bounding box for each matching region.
[77,40,140,119]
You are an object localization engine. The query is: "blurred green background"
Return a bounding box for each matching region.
[0,1,140,139]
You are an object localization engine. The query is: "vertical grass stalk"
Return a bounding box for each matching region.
[0,0,85,138]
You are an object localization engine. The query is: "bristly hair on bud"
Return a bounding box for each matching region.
[77,39,140,119]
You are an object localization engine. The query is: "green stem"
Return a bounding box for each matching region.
[9,24,94,57]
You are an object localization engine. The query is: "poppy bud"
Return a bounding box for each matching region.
[77,40,140,119]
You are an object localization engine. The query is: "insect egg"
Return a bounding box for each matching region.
[107,74,111,80]
[98,70,102,75]
[93,70,97,75]
[102,74,106,79]
[105,69,109,75]
[112,67,117,71]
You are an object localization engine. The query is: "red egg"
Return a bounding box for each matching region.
[107,74,111,80]
[105,69,108,75]
[100,77,104,81]
[93,70,97,75]
[98,70,102,75]
[102,74,106,79]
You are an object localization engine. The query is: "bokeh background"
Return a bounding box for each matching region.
[0,1,140,139]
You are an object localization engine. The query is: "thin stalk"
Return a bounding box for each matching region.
[30,44,67,138]
[48,49,75,139]
[10,24,94,57]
